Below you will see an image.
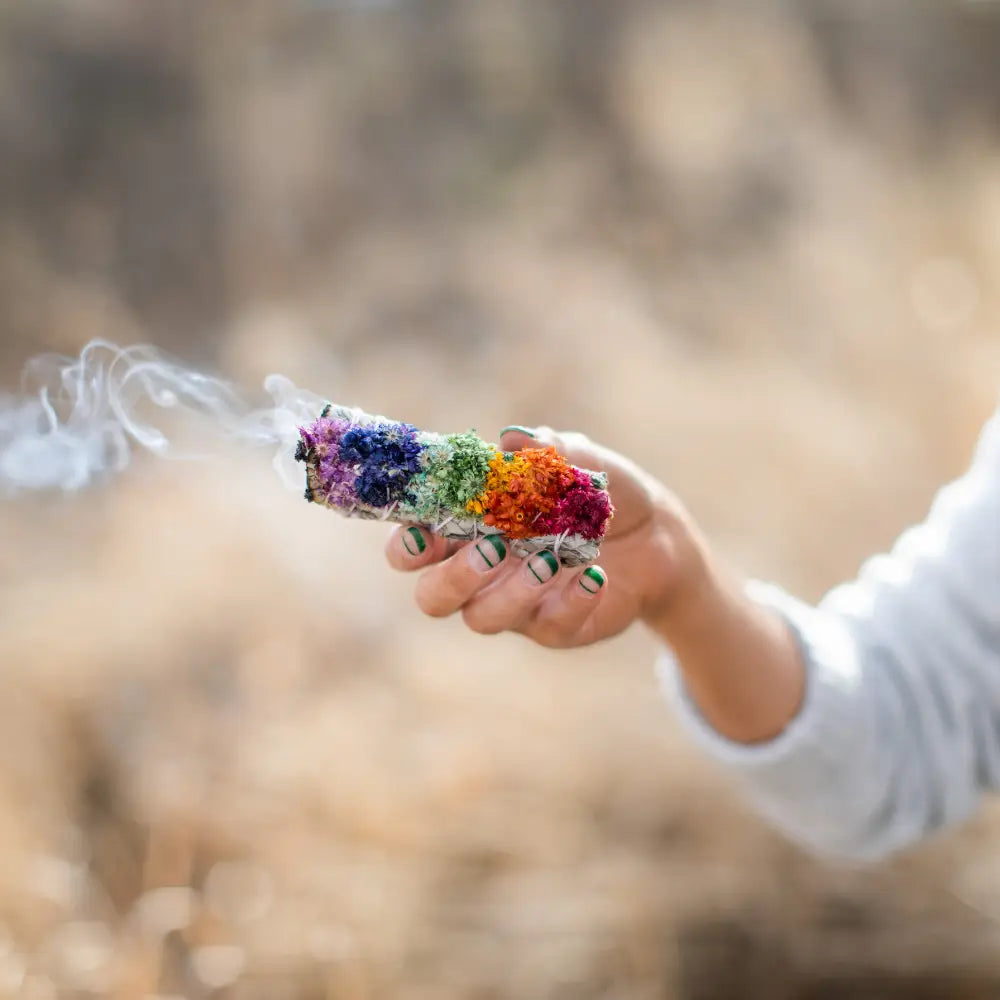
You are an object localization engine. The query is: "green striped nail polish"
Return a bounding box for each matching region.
[527,550,559,584]
[473,534,507,571]
[403,526,427,556]
[499,425,537,439]
[579,566,606,595]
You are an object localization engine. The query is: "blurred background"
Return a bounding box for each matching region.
[2,0,1000,997]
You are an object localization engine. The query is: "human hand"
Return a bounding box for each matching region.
[384,426,707,648]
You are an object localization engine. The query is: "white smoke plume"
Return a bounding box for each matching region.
[0,340,328,497]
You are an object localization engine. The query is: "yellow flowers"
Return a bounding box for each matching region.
[467,447,576,538]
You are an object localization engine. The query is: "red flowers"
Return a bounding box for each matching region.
[535,467,614,540]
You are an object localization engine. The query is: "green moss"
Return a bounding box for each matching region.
[402,432,496,520]
[400,439,453,521]
[438,432,496,510]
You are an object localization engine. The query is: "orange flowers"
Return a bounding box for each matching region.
[467,446,577,538]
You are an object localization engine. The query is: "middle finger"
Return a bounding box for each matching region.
[414,534,511,618]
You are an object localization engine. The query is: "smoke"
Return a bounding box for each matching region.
[0,340,328,497]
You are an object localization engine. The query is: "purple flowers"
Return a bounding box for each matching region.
[298,418,423,509]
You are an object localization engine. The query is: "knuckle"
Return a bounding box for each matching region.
[532,592,593,646]
[530,618,571,649]
[414,580,453,618]
[461,604,504,635]
[528,424,557,446]
[560,430,592,452]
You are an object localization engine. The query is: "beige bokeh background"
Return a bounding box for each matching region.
[2,2,1000,997]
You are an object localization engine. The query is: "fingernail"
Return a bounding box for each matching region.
[500,425,537,438]
[579,566,606,596]
[526,550,559,585]
[471,534,507,572]
[402,526,427,557]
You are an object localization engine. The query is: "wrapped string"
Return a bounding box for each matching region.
[295,404,613,567]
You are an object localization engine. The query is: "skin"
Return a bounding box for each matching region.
[385,427,806,745]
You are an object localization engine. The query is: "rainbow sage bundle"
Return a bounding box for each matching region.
[295,404,614,566]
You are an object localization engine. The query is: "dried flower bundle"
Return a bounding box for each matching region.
[295,405,613,566]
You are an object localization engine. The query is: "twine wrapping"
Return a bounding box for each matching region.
[295,404,613,567]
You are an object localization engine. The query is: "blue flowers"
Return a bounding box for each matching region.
[336,422,424,508]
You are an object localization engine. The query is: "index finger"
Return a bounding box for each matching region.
[385,524,462,571]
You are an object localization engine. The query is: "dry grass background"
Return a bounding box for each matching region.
[2,1,1000,997]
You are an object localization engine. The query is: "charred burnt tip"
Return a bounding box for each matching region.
[320,404,332,419]
[294,439,308,463]
[303,485,315,503]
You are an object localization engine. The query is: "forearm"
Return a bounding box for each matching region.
[640,522,807,745]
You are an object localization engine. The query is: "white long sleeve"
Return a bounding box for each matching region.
[656,405,1000,862]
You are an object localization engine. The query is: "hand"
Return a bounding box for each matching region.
[384,426,707,648]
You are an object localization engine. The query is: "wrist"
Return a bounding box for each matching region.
[638,506,718,642]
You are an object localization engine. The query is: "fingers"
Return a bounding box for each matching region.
[498,424,543,453]
[389,519,609,644]
[414,534,513,618]
[460,551,606,639]
[499,424,586,460]
[459,549,560,634]
[384,525,460,572]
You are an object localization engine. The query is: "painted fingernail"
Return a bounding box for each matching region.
[579,566,606,596]
[526,550,559,585]
[500,425,537,438]
[402,526,427,557]
[471,534,507,572]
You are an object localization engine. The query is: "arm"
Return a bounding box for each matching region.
[654,406,1000,861]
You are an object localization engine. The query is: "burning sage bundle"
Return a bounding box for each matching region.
[295,405,614,566]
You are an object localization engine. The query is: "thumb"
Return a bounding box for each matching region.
[498,424,544,453]
[498,424,603,469]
